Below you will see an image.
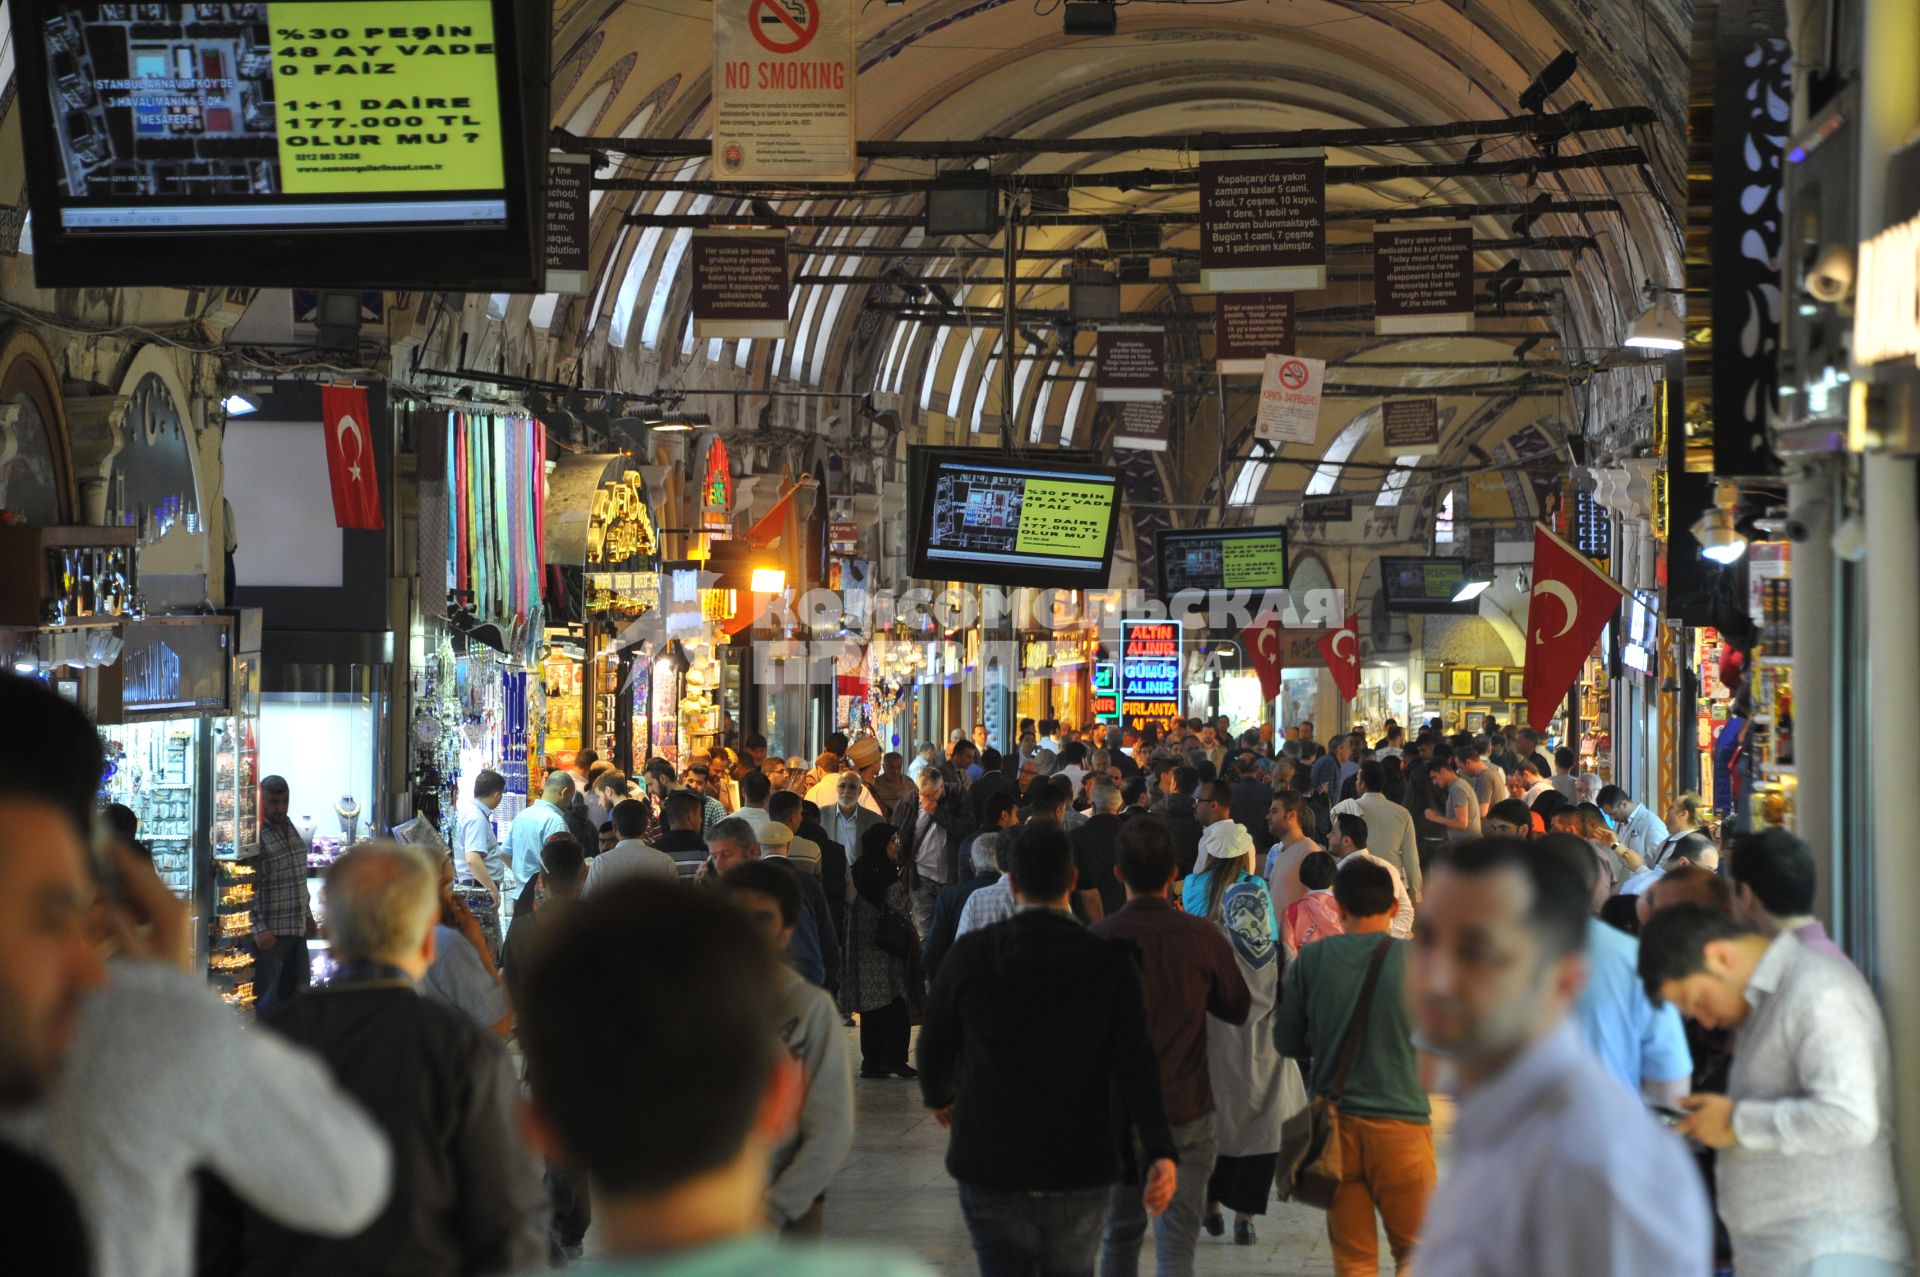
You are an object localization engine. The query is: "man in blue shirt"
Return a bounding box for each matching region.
[1535,834,1692,1106]
[506,771,574,886]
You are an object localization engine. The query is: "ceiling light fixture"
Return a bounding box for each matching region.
[222,392,258,416]
[1625,280,1686,351]
[1691,484,1749,564]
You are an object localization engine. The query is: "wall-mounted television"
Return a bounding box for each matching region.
[1156,527,1289,595]
[908,448,1122,590]
[1379,555,1476,614]
[13,0,548,288]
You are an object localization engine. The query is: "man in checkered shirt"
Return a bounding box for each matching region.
[251,775,315,1011]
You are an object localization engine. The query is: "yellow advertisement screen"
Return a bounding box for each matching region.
[1014,479,1117,561]
[1220,535,1288,589]
[268,1,505,194]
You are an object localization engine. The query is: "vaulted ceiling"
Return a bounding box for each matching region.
[497,0,1691,540]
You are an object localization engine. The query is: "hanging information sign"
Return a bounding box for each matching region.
[1380,398,1441,456]
[712,0,857,182]
[692,229,791,338]
[1112,402,1171,452]
[1096,327,1167,403]
[1374,223,1475,333]
[544,154,592,294]
[1214,292,1296,373]
[1254,353,1325,444]
[1199,148,1326,292]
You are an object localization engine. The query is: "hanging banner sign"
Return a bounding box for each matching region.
[1300,495,1353,523]
[691,229,791,338]
[1120,618,1183,733]
[1112,401,1171,452]
[712,0,857,182]
[1095,328,1167,402]
[1254,353,1325,444]
[829,521,859,555]
[1214,292,1296,373]
[544,153,592,294]
[1374,223,1475,334]
[1381,398,1441,456]
[1199,148,1326,293]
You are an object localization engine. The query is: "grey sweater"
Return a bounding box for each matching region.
[767,964,855,1225]
[0,960,391,1277]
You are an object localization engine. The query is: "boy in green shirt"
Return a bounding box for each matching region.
[514,881,929,1277]
[1274,856,1435,1277]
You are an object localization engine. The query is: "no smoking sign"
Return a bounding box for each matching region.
[1276,358,1310,391]
[752,0,819,53]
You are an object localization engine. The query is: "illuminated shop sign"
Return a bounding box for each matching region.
[1120,618,1183,731]
[1855,214,1920,366]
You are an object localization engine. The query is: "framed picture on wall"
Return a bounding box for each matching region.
[1423,671,1444,696]
[1449,667,1474,698]
[1465,709,1488,732]
[1477,669,1502,699]
[1506,670,1526,699]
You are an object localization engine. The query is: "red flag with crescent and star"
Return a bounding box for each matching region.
[1317,613,1361,702]
[1242,617,1285,702]
[320,385,383,530]
[1524,522,1625,730]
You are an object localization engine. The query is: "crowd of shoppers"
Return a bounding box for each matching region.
[3,682,1910,1277]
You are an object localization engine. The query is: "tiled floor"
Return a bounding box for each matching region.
[821,1027,1451,1275]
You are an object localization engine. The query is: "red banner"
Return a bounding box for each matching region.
[320,386,383,530]
[1523,523,1627,730]
[1242,618,1284,702]
[1317,613,1361,702]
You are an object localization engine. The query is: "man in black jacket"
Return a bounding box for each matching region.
[969,748,1011,829]
[795,799,848,940]
[1069,780,1128,921]
[212,843,547,1275]
[895,770,973,935]
[1160,765,1205,877]
[919,822,1177,1277]
[923,830,1004,988]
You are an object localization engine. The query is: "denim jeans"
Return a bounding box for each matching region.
[959,1182,1111,1277]
[1100,1114,1218,1277]
[252,935,309,1011]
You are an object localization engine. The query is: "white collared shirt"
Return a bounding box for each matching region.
[1336,850,1413,940]
[1418,1021,1711,1277]
[1719,934,1910,1273]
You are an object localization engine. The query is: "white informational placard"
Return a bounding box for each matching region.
[1254,354,1325,444]
[712,0,857,182]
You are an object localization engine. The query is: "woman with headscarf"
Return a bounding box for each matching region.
[840,822,917,1079]
[1184,818,1308,1247]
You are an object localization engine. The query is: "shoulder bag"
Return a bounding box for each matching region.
[1283,934,1396,1210]
[874,894,915,958]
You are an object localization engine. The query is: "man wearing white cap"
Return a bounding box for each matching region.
[808,738,885,816]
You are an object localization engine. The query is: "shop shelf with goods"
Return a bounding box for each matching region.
[98,719,202,900]
[208,858,257,1009]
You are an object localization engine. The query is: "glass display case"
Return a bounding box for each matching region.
[98,719,203,900]
[208,653,260,1006]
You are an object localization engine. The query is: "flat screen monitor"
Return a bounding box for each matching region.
[1156,527,1290,595]
[13,0,547,288]
[908,449,1122,590]
[1379,555,1475,614]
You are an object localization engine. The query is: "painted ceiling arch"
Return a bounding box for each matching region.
[383,0,1692,521]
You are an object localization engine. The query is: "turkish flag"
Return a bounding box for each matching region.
[1523,523,1626,730]
[1242,618,1284,701]
[1317,613,1361,702]
[320,386,383,530]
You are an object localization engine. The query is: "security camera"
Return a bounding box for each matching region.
[1806,245,1854,305]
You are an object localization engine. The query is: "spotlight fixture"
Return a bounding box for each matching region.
[222,392,258,416]
[1519,50,1578,113]
[1691,485,1749,565]
[1451,577,1492,604]
[1625,298,1685,350]
[1062,0,1117,35]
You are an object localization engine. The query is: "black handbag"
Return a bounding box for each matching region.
[874,905,915,958]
